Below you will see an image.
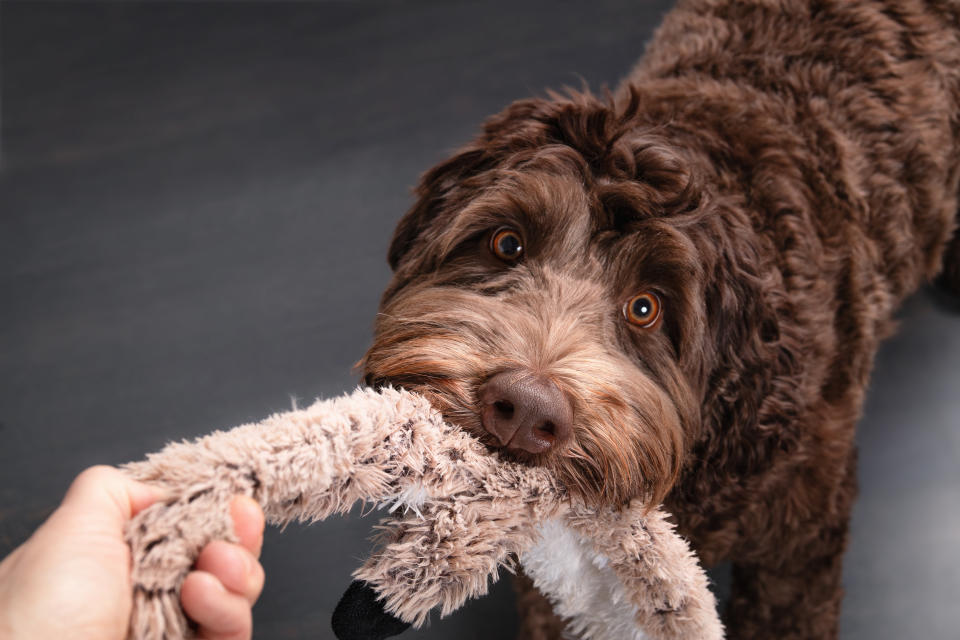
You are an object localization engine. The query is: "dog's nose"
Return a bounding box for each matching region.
[477,370,573,454]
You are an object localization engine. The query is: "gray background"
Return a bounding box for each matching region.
[1,2,958,638]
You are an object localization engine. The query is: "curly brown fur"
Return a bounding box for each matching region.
[514,573,567,640]
[362,1,960,638]
[938,225,960,295]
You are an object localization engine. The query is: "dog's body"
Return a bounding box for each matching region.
[362,1,960,638]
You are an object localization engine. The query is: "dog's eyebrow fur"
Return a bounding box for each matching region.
[606,221,703,290]
[431,170,594,266]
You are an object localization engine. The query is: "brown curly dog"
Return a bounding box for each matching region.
[361,1,960,638]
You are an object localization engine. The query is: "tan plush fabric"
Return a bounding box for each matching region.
[122,387,721,639]
[566,504,723,640]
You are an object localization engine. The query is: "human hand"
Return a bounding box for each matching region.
[0,465,265,640]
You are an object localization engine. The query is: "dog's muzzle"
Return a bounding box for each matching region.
[477,369,573,454]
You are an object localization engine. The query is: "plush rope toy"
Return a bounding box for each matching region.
[121,387,723,640]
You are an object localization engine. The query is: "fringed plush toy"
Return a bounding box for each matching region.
[122,387,723,640]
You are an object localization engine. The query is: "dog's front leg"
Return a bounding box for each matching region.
[724,451,858,640]
[725,533,847,640]
[513,572,566,640]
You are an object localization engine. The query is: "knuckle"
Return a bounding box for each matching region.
[76,464,118,484]
[71,465,121,493]
[247,562,265,603]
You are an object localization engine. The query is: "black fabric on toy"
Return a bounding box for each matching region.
[332,580,412,640]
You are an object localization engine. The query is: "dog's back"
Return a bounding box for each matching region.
[613,2,960,637]
[627,0,960,297]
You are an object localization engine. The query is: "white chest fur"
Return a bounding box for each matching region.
[521,518,650,640]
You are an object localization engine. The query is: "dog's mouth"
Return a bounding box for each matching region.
[359,329,687,508]
[363,372,563,465]
[364,372,453,391]
[363,372,472,422]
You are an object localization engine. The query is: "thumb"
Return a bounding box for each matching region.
[57,466,163,530]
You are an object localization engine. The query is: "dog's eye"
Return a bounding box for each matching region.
[489,228,524,262]
[624,292,662,329]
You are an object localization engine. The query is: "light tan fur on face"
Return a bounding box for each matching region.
[362,264,686,507]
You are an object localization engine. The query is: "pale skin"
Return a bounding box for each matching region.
[0,465,266,640]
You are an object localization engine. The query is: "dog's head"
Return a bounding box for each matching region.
[362,90,767,507]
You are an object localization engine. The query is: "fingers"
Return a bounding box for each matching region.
[181,571,252,640]
[182,496,266,640]
[229,496,264,558]
[193,541,264,604]
[182,542,264,640]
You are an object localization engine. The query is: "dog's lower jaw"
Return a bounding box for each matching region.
[362,367,687,510]
[363,373,558,466]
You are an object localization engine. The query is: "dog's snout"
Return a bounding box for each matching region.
[478,370,573,454]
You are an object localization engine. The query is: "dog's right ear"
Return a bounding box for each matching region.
[387,98,557,271]
[387,146,491,271]
[387,94,590,271]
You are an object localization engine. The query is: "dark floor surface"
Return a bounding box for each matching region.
[1,2,958,639]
